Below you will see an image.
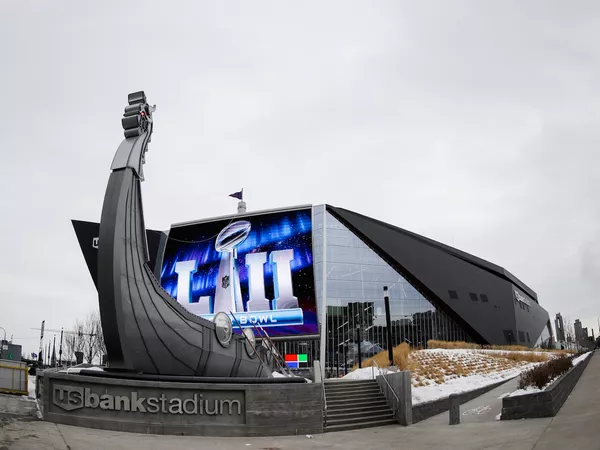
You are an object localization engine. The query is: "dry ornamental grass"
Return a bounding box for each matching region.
[351,340,571,387]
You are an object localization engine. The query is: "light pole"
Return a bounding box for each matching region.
[0,327,6,360]
[356,325,362,369]
[383,286,393,366]
[59,328,64,367]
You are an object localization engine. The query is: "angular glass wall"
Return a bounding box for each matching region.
[534,321,553,349]
[320,207,472,378]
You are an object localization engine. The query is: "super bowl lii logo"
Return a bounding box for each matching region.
[173,221,303,328]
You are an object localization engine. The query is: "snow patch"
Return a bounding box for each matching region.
[27,376,36,399]
[342,367,394,380]
[412,368,525,405]
[62,366,105,374]
[573,352,591,366]
[272,371,312,383]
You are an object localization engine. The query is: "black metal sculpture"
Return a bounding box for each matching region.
[97,91,271,378]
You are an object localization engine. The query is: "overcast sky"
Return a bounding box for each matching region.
[1,1,599,355]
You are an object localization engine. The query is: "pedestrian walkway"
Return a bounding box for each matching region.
[531,350,599,450]
[418,377,520,425]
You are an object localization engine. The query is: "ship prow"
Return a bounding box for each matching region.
[97,91,272,378]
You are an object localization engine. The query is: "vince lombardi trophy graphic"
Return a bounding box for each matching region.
[213,220,252,315]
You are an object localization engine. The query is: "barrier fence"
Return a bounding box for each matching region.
[0,359,28,395]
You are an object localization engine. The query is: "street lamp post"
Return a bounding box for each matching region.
[383,286,393,366]
[356,325,362,369]
[59,328,64,367]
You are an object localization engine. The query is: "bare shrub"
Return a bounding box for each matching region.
[518,355,573,389]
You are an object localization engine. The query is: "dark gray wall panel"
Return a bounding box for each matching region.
[512,286,551,345]
[327,206,550,346]
[72,219,164,289]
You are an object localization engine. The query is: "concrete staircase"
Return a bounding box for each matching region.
[323,379,397,432]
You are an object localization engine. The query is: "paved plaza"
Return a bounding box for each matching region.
[0,352,597,450]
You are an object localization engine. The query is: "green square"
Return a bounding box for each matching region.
[298,354,308,362]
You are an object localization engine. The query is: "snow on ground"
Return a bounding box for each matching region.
[341,366,395,380]
[27,376,36,398]
[343,348,551,404]
[24,375,43,418]
[412,364,536,404]
[573,351,592,366]
[62,366,104,374]
[272,371,313,383]
[272,371,287,378]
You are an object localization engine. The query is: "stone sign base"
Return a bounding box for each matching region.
[40,371,323,436]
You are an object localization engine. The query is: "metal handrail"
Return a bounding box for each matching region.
[321,371,327,412]
[372,360,402,417]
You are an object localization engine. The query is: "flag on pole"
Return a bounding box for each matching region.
[229,189,243,200]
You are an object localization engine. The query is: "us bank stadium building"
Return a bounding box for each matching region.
[73,204,554,379]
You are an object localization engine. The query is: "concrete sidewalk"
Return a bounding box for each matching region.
[419,377,520,425]
[0,352,596,450]
[0,416,554,450]
[530,351,599,450]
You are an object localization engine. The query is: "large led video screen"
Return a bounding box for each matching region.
[160,208,318,337]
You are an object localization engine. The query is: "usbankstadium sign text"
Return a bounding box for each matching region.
[514,290,531,307]
[52,384,243,416]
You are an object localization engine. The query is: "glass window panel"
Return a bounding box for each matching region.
[321,210,472,375]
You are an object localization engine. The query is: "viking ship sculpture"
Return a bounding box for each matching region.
[97,91,272,378]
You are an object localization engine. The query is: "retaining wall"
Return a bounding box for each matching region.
[376,371,412,425]
[501,352,593,420]
[41,371,322,436]
[412,377,513,424]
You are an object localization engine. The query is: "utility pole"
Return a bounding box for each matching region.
[356,325,362,369]
[38,320,45,364]
[59,328,64,366]
[51,335,56,367]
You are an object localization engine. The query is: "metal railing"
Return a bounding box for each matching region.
[321,362,327,415]
[372,360,401,417]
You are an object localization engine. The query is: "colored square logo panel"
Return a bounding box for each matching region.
[285,353,308,369]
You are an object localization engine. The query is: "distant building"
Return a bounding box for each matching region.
[0,340,22,362]
[555,313,565,342]
[574,319,583,342]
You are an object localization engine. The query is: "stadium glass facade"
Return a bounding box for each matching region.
[311,205,471,377]
[73,203,550,379]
